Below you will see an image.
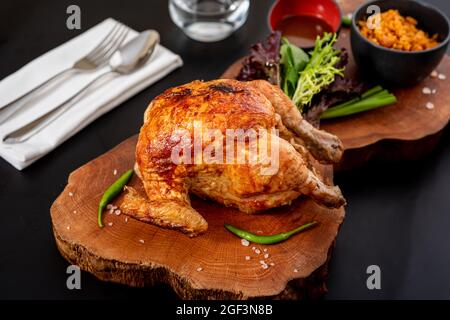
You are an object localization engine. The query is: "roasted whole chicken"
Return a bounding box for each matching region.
[120,79,346,236]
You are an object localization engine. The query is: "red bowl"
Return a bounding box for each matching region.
[269,0,342,38]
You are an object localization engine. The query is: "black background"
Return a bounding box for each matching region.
[1,0,449,300]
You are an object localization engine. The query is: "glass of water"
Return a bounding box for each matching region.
[169,0,250,42]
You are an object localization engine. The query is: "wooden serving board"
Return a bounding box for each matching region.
[51,135,345,299]
[222,0,450,171]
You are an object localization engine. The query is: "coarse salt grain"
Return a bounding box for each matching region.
[241,239,250,247]
[261,264,269,270]
[432,89,437,94]
[108,209,114,215]
[139,239,145,244]
[73,210,77,214]
[422,87,431,94]
[245,256,251,261]
[69,192,74,197]
[66,226,70,230]
[259,260,266,265]
[106,204,113,210]
[264,253,269,259]
[252,246,256,251]
[270,263,275,266]
[114,209,121,216]
[431,70,438,78]
[125,217,128,223]
[113,169,118,175]
[196,267,203,272]
[294,269,298,273]
[426,102,435,110]
[438,73,446,80]
[255,249,261,254]
[108,222,113,227]
[263,248,268,252]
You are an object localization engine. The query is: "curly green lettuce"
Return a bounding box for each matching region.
[292,33,344,111]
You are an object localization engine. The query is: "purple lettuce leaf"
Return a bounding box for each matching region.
[236,31,282,85]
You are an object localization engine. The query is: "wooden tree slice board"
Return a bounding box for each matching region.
[51,135,345,299]
[222,0,450,171]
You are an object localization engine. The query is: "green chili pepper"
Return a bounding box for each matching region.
[98,169,133,227]
[342,14,352,27]
[224,221,318,245]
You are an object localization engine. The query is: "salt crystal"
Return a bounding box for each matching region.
[108,222,113,227]
[196,267,203,272]
[438,73,446,80]
[68,192,74,197]
[245,256,251,261]
[106,204,113,210]
[264,253,269,259]
[426,102,435,110]
[261,264,269,270]
[113,169,118,176]
[73,210,77,214]
[114,209,121,216]
[66,226,70,230]
[431,70,438,78]
[255,249,261,254]
[241,239,250,247]
[125,217,128,223]
[422,87,431,94]
[294,269,298,273]
[139,239,145,244]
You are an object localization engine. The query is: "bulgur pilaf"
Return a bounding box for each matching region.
[358,9,439,51]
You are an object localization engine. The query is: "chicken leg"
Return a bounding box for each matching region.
[249,80,344,164]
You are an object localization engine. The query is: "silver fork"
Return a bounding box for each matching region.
[0,22,130,124]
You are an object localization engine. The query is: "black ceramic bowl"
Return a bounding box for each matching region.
[351,0,450,87]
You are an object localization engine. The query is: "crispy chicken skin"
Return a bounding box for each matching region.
[120,79,345,236]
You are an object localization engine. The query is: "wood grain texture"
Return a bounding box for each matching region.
[51,135,345,299]
[222,0,450,170]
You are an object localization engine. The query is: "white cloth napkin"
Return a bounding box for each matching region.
[0,18,183,170]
